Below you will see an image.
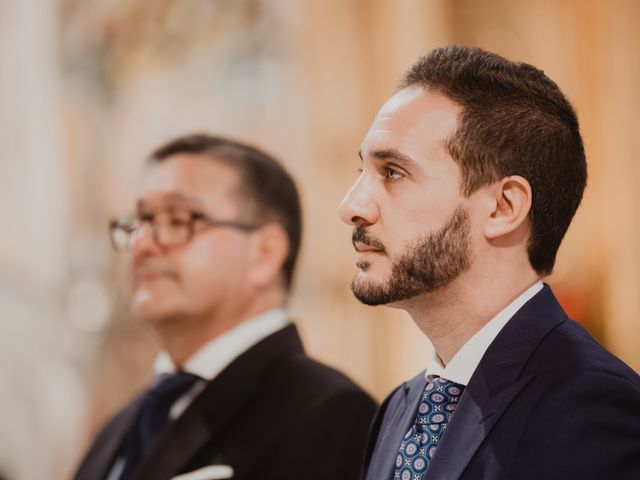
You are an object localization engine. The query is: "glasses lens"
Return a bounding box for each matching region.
[108,211,198,251]
[109,215,137,251]
[156,213,191,247]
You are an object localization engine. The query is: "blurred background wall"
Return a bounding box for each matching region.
[0,0,638,478]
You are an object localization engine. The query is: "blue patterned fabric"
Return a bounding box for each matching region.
[119,371,200,479]
[393,377,465,480]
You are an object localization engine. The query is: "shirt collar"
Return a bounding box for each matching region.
[153,308,289,381]
[425,281,543,386]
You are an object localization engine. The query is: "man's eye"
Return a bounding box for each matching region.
[169,216,190,227]
[384,167,403,181]
[122,222,138,233]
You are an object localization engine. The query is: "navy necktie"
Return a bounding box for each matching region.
[393,377,465,480]
[119,371,200,479]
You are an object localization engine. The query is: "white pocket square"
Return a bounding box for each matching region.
[170,465,234,480]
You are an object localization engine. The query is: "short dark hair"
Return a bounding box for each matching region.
[149,133,302,290]
[402,45,587,275]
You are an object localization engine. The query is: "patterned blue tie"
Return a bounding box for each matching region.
[393,377,465,480]
[119,371,200,479]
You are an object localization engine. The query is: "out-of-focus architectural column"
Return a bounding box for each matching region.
[586,0,640,372]
[0,0,83,479]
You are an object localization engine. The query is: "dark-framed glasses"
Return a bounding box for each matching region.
[109,210,259,252]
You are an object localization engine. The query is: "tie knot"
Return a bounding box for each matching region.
[425,377,464,397]
[146,371,200,404]
[416,377,465,427]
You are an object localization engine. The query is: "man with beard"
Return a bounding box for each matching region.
[73,134,376,480]
[339,46,640,479]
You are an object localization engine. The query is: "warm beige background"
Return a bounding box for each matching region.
[0,1,638,478]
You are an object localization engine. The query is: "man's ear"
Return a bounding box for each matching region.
[247,223,289,288]
[483,175,532,240]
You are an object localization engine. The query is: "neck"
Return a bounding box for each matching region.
[400,266,539,365]
[151,284,286,368]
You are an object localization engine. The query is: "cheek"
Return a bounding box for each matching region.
[177,239,249,292]
[177,249,223,290]
[382,189,461,233]
[379,212,420,254]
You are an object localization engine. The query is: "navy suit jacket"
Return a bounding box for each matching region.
[74,324,377,480]
[362,285,640,479]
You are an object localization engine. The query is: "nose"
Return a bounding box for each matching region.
[338,175,379,226]
[130,222,162,264]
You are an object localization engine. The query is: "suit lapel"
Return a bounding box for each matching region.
[74,400,141,480]
[367,375,427,480]
[425,372,534,479]
[132,324,304,480]
[131,369,258,479]
[425,285,568,479]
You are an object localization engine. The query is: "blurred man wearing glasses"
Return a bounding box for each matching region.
[73,134,376,480]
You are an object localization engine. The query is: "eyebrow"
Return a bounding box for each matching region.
[358,148,420,169]
[137,192,204,210]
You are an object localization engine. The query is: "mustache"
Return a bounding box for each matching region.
[133,259,179,280]
[352,226,386,251]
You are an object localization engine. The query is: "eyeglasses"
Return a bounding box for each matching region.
[109,210,259,252]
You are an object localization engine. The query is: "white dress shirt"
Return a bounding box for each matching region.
[425,281,543,386]
[154,308,290,418]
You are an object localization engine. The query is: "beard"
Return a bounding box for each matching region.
[351,205,472,306]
